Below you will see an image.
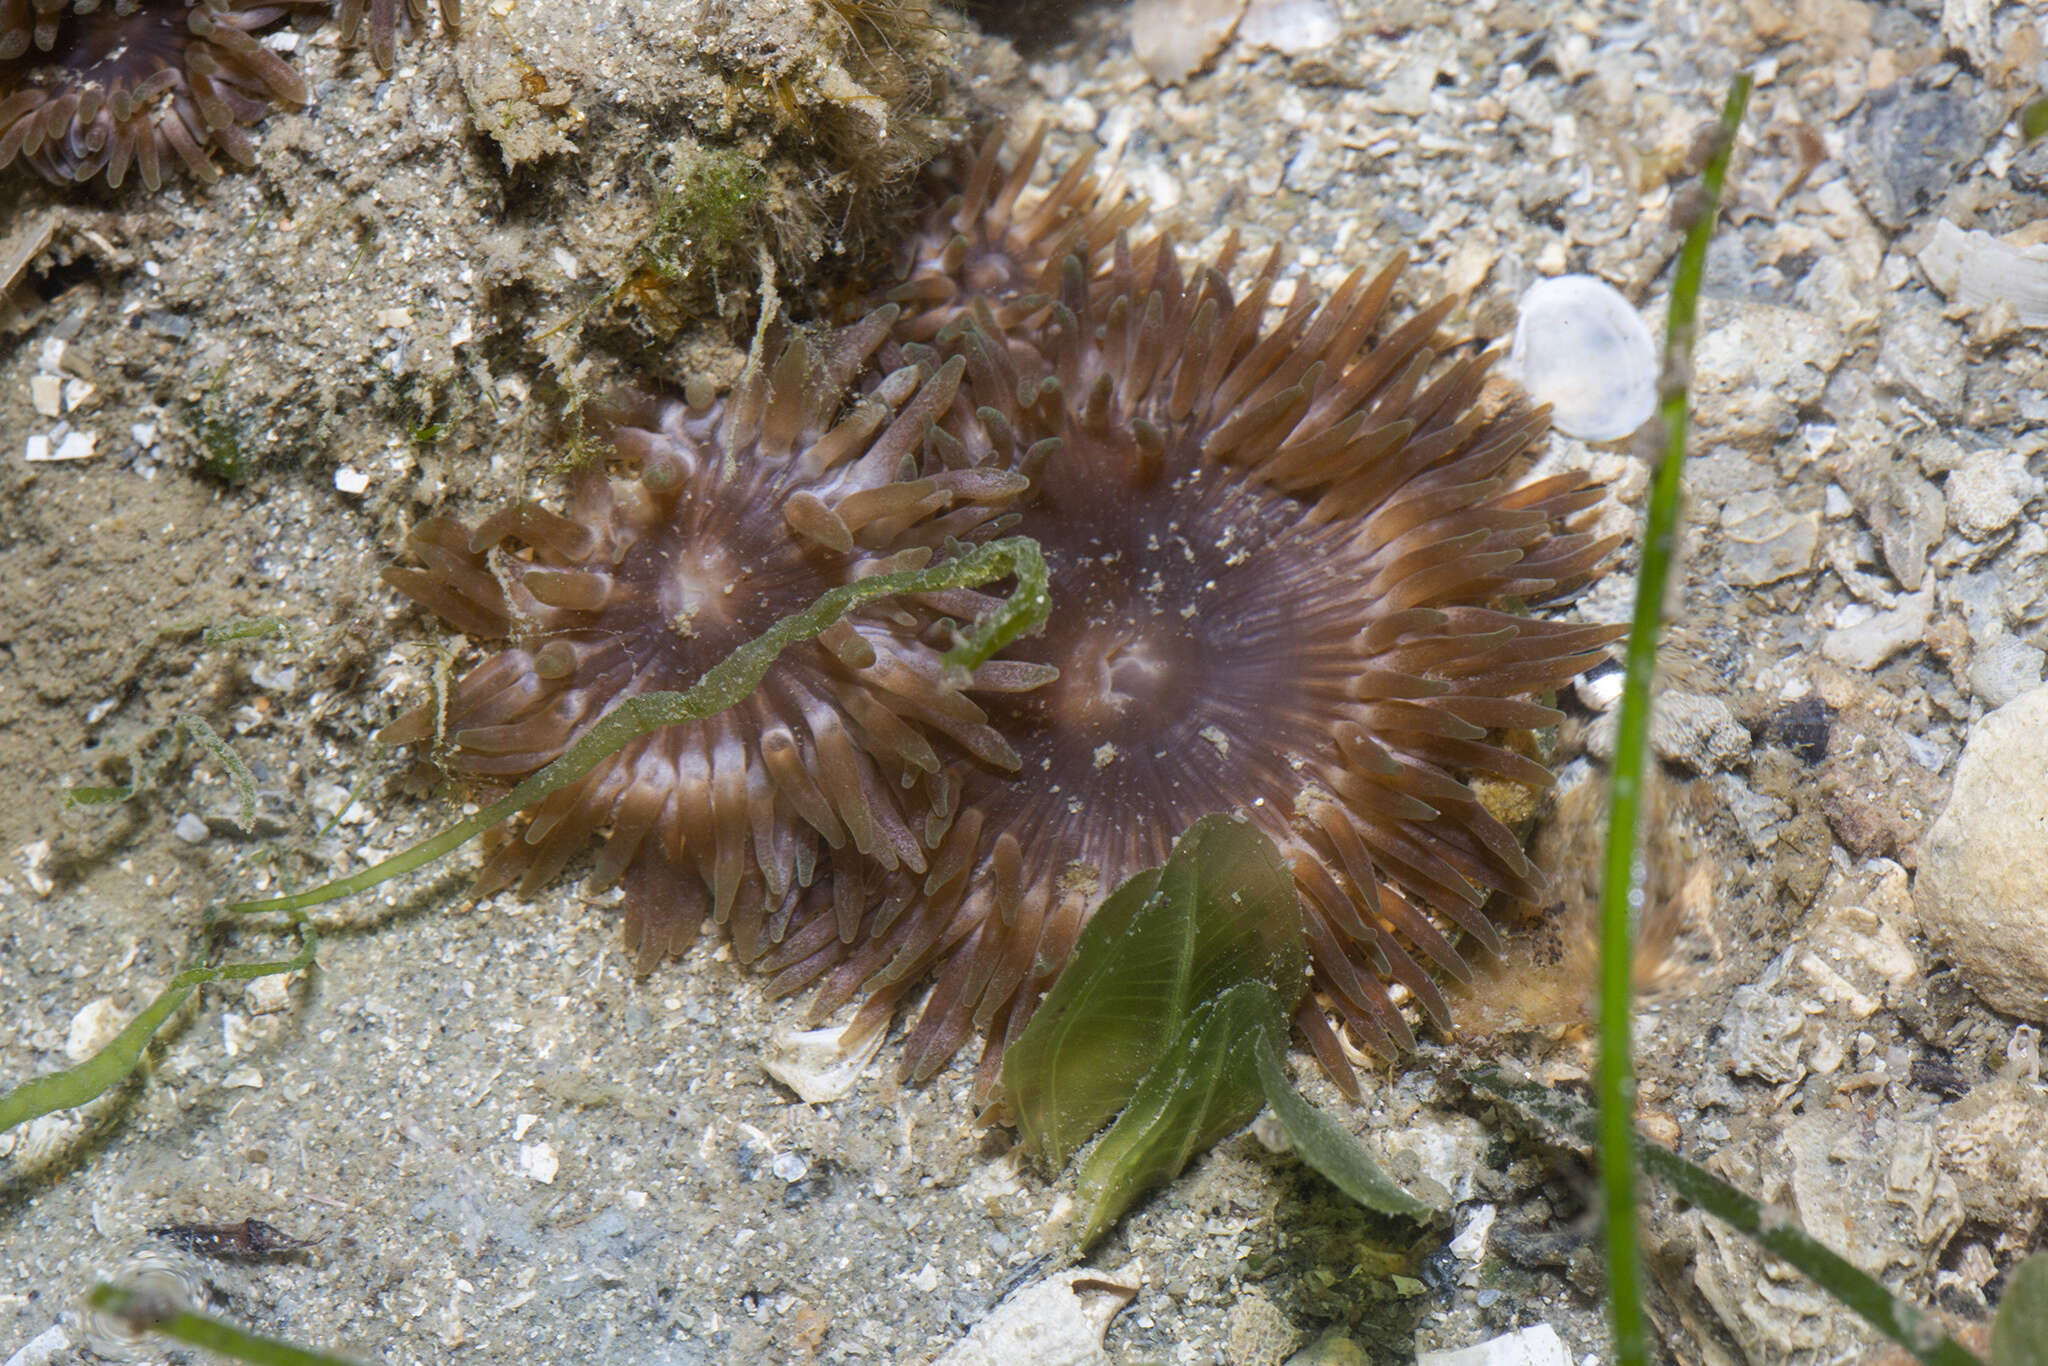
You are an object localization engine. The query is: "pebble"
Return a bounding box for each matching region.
[1875,305,1964,416]
[23,429,98,462]
[1128,0,1244,85]
[334,466,371,496]
[1238,0,1339,55]
[1718,491,1819,587]
[1652,693,1751,773]
[244,973,294,1015]
[63,997,124,1064]
[1914,687,2048,1022]
[1917,218,2048,327]
[172,813,211,844]
[760,1017,887,1103]
[519,1141,560,1183]
[931,1267,1138,1366]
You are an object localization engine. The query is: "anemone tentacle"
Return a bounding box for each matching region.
[334,0,458,71]
[0,0,323,188]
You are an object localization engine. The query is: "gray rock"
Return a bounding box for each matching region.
[1968,636,2047,708]
[1875,305,1964,416]
[1843,76,1997,229]
[1652,692,1752,772]
[1719,491,1820,587]
[1915,688,2048,1021]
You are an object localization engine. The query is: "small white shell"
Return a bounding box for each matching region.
[1503,274,1659,442]
[77,1248,209,1362]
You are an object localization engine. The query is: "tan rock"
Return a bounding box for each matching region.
[1915,688,2048,1020]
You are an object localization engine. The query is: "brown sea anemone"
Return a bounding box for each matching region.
[1,0,315,189]
[379,308,1044,969]
[1,0,460,189]
[382,131,1623,1103]
[761,138,1624,1098]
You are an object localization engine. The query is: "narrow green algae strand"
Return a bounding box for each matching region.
[0,917,315,1136]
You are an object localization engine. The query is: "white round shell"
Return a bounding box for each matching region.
[1503,274,1659,442]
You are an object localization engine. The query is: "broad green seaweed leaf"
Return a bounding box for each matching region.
[0,918,315,1137]
[1993,1253,2048,1366]
[1069,981,1445,1245]
[1251,1039,1442,1217]
[1007,816,1437,1246]
[88,1285,363,1366]
[1071,982,1280,1247]
[1005,813,1308,1167]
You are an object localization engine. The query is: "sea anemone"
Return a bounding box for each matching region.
[0,0,315,189]
[379,308,1042,970]
[1,0,461,189]
[761,136,1624,1098]
[381,131,1622,1102]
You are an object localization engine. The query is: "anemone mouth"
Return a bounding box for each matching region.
[0,0,315,189]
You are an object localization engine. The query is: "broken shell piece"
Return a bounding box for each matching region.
[1239,0,1340,54]
[1916,218,2048,326]
[1417,1322,1571,1366]
[1502,274,1658,442]
[760,1014,889,1104]
[1129,0,1247,84]
[933,1265,1141,1366]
